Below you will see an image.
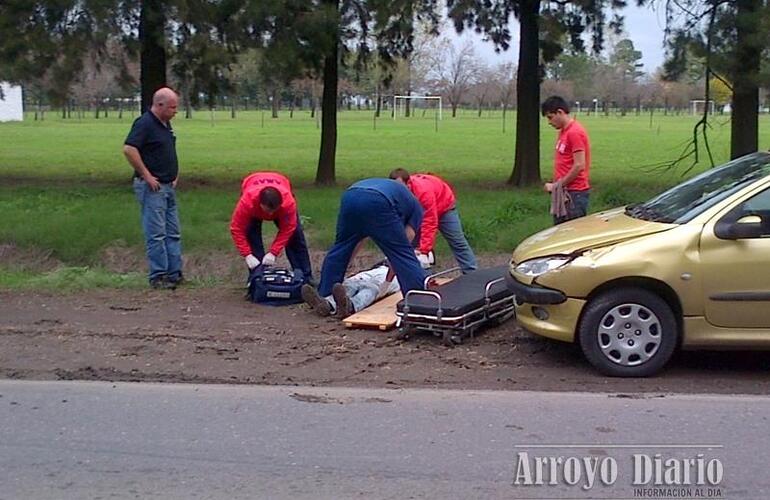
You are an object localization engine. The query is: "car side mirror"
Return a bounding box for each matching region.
[714,215,764,240]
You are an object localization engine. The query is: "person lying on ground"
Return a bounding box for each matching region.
[302,262,401,318]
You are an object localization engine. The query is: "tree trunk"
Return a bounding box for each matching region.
[508,0,541,186]
[184,86,192,119]
[730,0,760,159]
[405,89,411,118]
[451,104,457,118]
[140,0,167,114]
[271,88,279,118]
[316,12,338,186]
[502,104,507,134]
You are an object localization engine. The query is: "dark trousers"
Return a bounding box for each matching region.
[318,189,426,297]
[246,213,312,279]
[554,190,590,225]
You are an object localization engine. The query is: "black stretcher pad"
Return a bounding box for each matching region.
[397,266,513,317]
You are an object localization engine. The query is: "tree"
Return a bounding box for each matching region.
[710,76,732,106]
[0,1,119,106]
[447,0,625,186]
[0,1,239,116]
[246,0,439,185]
[426,39,480,117]
[388,25,434,118]
[664,0,770,160]
[496,62,517,133]
[470,65,495,117]
[609,38,644,115]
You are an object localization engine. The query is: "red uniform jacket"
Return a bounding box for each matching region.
[406,174,456,254]
[230,172,298,257]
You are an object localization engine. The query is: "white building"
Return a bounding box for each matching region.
[0,82,23,122]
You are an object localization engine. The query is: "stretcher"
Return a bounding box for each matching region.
[395,266,516,345]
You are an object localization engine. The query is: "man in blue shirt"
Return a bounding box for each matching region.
[123,87,183,289]
[302,178,426,316]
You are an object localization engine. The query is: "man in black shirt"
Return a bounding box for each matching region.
[123,87,183,289]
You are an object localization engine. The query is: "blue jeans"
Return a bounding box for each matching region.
[133,179,182,281]
[318,189,426,297]
[439,208,477,273]
[554,190,590,225]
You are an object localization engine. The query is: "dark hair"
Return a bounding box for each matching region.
[389,168,411,182]
[541,96,571,116]
[259,187,282,211]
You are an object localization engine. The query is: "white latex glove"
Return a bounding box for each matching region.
[261,252,276,267]
[377,280,392,299]
[416,252,431,269]
[245,254,260,269]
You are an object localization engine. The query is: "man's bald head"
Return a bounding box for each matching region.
[151,87,179,123]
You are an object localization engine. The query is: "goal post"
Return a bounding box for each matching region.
[690,99,715,115]
[393,95,442,120]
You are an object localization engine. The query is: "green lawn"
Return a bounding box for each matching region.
[1,109,767,288]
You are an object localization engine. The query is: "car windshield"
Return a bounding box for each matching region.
[625,152,770,224]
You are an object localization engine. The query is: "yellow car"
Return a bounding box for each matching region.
[506,151,770,376]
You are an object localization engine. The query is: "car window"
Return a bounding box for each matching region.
[625,152,770,224]
[741,188,770,214]
[714,188,770,239]
[732,187,770,237]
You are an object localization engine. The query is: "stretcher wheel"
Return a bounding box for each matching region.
[495,310,516,326]
[396,326,415,340]
[442,331,462,346]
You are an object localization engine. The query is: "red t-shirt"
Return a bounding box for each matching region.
[407,174,456,254]
[230,172,298,257]
[553,119,591,191]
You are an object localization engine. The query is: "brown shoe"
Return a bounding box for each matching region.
[301,284,331,317]
[332,283,354,318]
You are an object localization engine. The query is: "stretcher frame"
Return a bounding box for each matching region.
[395,268,517,345]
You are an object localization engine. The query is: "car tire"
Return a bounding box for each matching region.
[578,288,678,377]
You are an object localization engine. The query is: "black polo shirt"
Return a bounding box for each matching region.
[124,111,179,183]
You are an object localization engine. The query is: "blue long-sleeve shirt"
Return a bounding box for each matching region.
[349,178,423,231]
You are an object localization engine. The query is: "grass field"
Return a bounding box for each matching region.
[1,108,768,288]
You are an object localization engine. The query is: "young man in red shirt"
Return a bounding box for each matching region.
[389,168,477,273]
[541,96,591,224]
[230,172,312,280]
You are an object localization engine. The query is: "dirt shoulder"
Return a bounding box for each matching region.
[1,288,768,394]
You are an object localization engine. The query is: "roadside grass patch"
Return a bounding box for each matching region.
[2,110,769,288]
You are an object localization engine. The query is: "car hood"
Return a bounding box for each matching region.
[512,207,677,263]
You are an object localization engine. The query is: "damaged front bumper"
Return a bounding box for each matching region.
[505,272,583,343]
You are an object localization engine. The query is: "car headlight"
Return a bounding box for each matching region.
[514,256,572,277]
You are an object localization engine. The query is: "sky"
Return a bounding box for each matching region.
[451,3,669,75]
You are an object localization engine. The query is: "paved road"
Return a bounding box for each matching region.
[0,381,766,499]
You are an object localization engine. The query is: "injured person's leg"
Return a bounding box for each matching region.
[304,264,402,318]
[332,283,354,318]
[301,284,332,317]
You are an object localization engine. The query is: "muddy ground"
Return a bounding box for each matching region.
[1,286,769,394]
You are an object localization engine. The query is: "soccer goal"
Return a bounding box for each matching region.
[393,95,442,120]
[690,99,715,115]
